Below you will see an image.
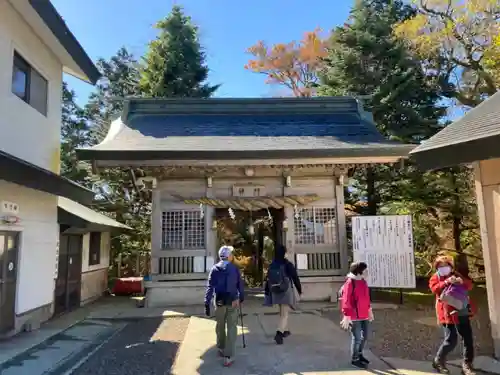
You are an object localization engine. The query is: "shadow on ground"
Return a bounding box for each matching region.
[70,317,189,375]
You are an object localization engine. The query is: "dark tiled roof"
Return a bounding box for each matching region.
[411,92,500,169]
[79,97,414,160]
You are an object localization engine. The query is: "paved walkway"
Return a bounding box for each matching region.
[174,311,393,375]
[1,297,499,374]
[0,319,125,375]
[172,311,500,375]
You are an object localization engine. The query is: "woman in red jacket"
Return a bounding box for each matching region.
[340,261,373,370]
[429,255,475,375]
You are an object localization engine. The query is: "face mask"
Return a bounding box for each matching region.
[437,266,452,277]
[361,270,369,279]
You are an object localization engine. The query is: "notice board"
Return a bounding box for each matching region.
[351,215,416,289]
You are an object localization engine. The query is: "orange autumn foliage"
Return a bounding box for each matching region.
[245,29,328,97]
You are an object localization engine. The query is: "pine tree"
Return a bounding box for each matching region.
[140,6,218,98]
[60,82,92,185]
[320,0,445,142]
[320,0,445,216]
[86,47,141,143]
[319,0,479,276]
[83,48,150,276]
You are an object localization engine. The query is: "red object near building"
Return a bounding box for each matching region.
[112,277,144,295]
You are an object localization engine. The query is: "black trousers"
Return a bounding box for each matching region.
[436,316,474,364]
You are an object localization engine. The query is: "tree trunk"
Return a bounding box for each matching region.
[366,167,377,215]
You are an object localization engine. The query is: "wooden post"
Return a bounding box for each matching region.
[473,160,500,358]
[151,187,161,276]
[205,177,216,266]
[117,253,122,278]
[136,254,140,276]
[336,176,349,273]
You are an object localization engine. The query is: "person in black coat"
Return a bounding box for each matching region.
[264,245,302,344]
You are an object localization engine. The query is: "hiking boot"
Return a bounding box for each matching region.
[432,359,450,374]
[359,354,370,364]
[223,357,234,367]
[283,331,291,338]
[351,359,368,369]
[274,331,284,345]
[462,362,476,375]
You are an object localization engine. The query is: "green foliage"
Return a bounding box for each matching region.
[60,82,92,185]
[86,47,141,143]
[139,6,219,98]
[60,6,219,274]
[319,0,480,277]
[82,47,150,263]
[320,0,445,142]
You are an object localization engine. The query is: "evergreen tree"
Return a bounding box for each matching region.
[320,0,445,142]
[319,0,446,218]
[60,82,92,185]
[140,6,218,98]
[86,47,141,143]
[318,0,478,275]
[83,48,150,275]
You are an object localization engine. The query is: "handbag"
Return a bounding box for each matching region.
[440,284,469,316]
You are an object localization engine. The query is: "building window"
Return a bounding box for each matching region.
[161,210,205,249]
[11,51,48,116]
[294,207,338,245]
[89,232,101,266]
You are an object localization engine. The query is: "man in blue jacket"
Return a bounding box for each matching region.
[204,245,244,367]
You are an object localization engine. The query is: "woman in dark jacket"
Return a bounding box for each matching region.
[264,245,302,344]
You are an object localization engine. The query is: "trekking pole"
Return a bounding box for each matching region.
[239,304,246,348]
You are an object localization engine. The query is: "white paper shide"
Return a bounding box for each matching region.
[351,215,416,289]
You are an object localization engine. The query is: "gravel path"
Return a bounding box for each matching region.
[323,305,494,361]
[70,317,190,375]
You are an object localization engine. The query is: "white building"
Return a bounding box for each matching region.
[0,0,100,336]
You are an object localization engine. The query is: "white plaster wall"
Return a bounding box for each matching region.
[81,231,111,273]
[0,180,58,314]
[0,0,63,173]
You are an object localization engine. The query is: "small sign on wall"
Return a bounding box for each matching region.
[54,239,60,279]
[232,185,266,198]
[1,201,19,215]
[296,254,308,270]
[193,256,205,273]
[206,256,214,271]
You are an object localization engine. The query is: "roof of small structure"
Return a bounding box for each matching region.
[78,97,415,163]
[0,149,94,205]
[58,197,131,230]
[411,91,500,170]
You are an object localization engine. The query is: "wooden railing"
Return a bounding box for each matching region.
[295,251,343,276]
[307,252,341,270]
[154,252,210,281]
[159,255,197,274]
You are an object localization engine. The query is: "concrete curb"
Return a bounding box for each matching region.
[0,318,85,368]
[53,323,128,375]
[41,323,120,375]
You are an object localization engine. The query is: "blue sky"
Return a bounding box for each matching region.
[52,0,354,105]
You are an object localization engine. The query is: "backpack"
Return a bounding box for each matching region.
[268,263,290,294]
[214,266,231,306]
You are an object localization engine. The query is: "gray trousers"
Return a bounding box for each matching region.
[215,305,239,357]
